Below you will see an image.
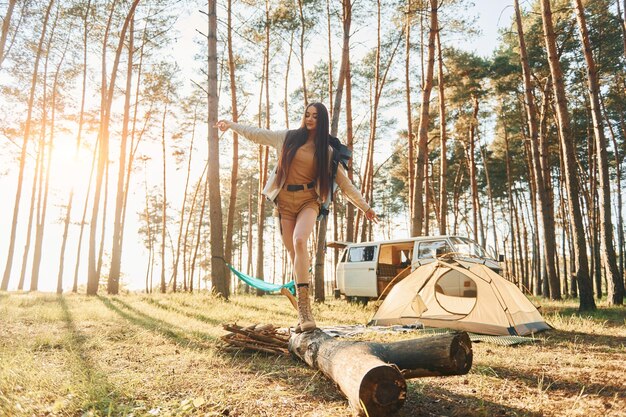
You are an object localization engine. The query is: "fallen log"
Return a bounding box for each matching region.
[289,330,472,417]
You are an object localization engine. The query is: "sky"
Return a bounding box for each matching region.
[0,0,516,293]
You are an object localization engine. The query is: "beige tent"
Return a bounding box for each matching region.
[369,259,550,336]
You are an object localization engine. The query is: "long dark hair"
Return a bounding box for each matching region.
[276,102,330,200]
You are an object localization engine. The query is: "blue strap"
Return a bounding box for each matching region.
[225,263,295,294]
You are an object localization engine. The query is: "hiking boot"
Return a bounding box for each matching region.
[295,284,316,333]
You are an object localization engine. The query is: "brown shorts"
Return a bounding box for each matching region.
[276,188,320,221]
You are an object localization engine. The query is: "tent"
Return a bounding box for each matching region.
[369,259,551,336]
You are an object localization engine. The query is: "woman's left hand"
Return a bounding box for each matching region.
[365,208,379,224]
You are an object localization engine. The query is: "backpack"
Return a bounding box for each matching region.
[318,135,352,220]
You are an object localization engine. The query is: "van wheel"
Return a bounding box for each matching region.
[355,297,369,306]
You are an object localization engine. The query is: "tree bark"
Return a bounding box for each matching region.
[207,0,228,298]
[313,0,353,302]
[406,0,414,214]
[34,8,65,291]
[297,0,308,105]
[573,0,624,305]
[540,0,594,310]
[344,0,354,243]
[436,27,447,235]
[109,11,135,294]
[0,0,16,68]
[58,0,91,293]
[224,0,240,269]
[88,0,139,295]
[160,101,168,293]
[412,0,437,237]
[1,0,55,291]
[289,330,472,417]
[514,0,560,299]
[618,0,626,61]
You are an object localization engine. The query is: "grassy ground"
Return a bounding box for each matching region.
[0,291,624,417]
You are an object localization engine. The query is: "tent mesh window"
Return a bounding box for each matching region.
[434,270,477,316]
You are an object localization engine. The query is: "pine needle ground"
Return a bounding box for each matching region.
[0,292,624,416]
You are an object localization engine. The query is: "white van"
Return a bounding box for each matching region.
[333,235,502,302]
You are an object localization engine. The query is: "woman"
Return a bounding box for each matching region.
[216,103,378,332]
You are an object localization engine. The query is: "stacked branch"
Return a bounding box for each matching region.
[221,323,290,355]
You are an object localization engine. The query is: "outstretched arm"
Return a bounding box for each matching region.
[216,120,287,149]
[335,165,379,223]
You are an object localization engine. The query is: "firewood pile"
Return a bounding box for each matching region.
[221,323,290,355]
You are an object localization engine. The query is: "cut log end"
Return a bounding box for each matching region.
[358,365,407,417]
[451,331,473,375]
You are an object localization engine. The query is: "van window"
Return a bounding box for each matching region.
[348,246,376,262]
[417,240,452,259]
[450,237,488,258]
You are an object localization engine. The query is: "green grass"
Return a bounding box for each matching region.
[0,292,624,416]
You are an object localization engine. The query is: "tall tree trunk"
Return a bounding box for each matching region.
[224,0,240,268]
[57,0,91,294]
[405,0,414,214]
[1,0,55,291]
[18,124,44,291]
[160,101,169,293]
[173,107,197,291]
[618,0,626,61]
[109,12,134,295]
[411,0,437,237]
[72,136,98,293]
[27,4,57,292]
[88,0,139,295]
[436,28,447,235]
[540,0,594,310]
[207,0,228,298]
[503,116,517,281]
[246,181,254,278]
[326,0,333,116]
[478,144,498,257]
[255,0,271,296]
[469,97,479,243]
[297,0,308,105]
[39,11,69,293]
[601,95,625,280]
[343,0,354,243]
[190,165,209,292]
[0,0,17,68]
[514,0,559,299]
[313,0,353,301]
[284,31,294,128]
[573,0,624,305]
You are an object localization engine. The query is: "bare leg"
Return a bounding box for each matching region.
[280,217,296,264]
[292,208,318,285]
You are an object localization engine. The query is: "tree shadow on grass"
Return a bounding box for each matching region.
[57,296,133,415]
[540,328,626,352]
[399,382,543,417]
[98,296,217,350]
[227,349,541,417]
[228,295,297,319]
[141,296,224,326]
[545,306,626,327]
[223,349,347,402]
[484,360,625,400]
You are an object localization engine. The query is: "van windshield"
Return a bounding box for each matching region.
[450,237,490,259]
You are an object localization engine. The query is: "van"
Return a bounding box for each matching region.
[332,235,502,302]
